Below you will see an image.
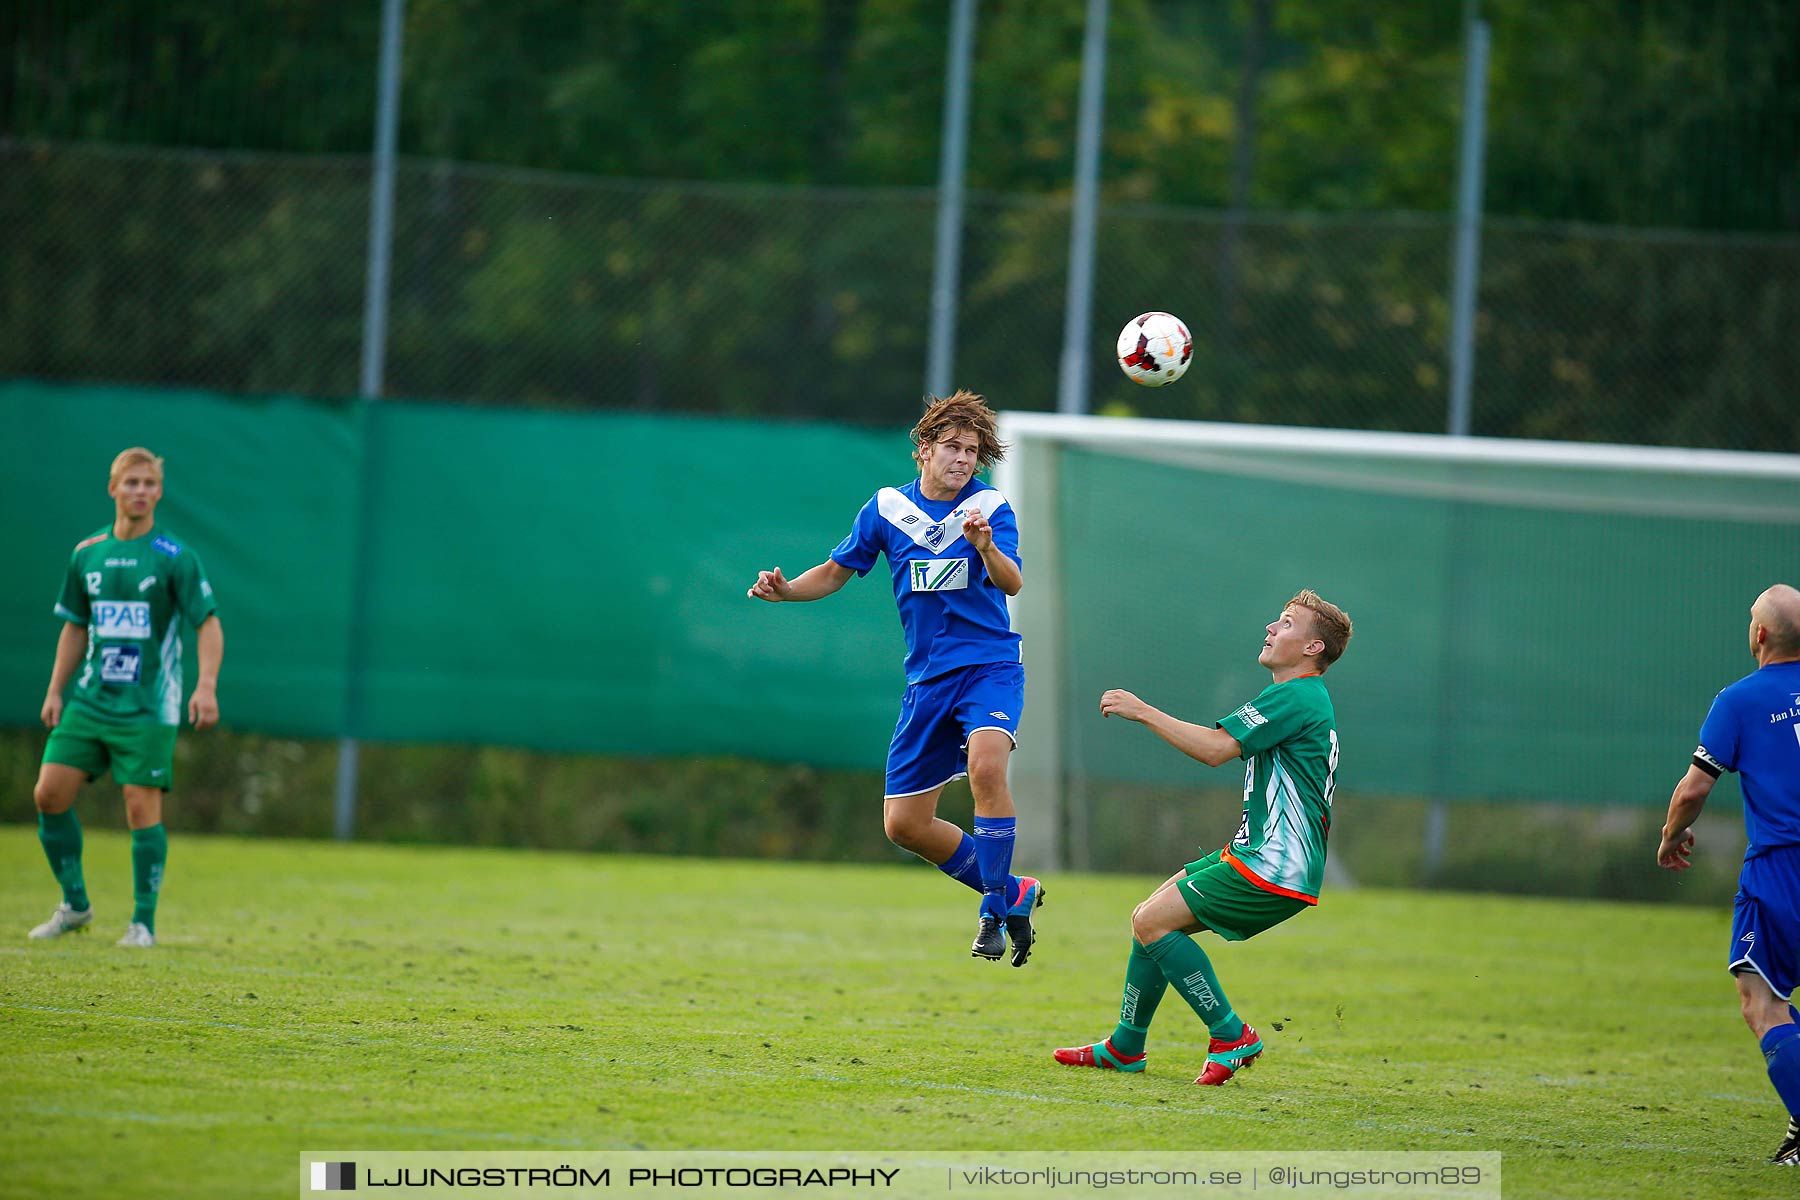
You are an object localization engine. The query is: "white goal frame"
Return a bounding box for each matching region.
[992,411,1800,872]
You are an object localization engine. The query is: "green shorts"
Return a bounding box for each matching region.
[42,704,178,790]
[1177,849,1311,941]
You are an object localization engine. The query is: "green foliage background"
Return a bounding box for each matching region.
[9,1,1796,228]
[3,0,1797,439]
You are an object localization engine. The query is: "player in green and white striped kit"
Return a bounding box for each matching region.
[1054,590,1352,1086]
[29,447,224,948]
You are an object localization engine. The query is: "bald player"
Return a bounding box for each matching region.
[1659,584,1800,1165]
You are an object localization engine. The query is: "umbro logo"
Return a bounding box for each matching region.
[151,769,167,778]
[989,711,1010,720]
[901,514,920,525]
[1743,932,1756,946]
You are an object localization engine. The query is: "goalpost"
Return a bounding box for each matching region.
[993,412,1800,874]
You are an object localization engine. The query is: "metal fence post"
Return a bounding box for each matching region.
[1427,10,1491,876]
[335,0,406,841]
[925,0,977,401]
[1055,0,1109,417]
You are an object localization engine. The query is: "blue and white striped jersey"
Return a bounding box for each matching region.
[830,477,1022,684]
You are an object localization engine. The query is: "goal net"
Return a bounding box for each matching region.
[993,412,1800,873]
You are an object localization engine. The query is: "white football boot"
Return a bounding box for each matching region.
[116,922,156,948]
[28,903,93,939]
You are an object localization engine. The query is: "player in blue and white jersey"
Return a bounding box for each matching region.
[748,391,1042,965]
[1659,583,1800,1165]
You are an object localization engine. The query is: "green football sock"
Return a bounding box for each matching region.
[38,810,90,912]
[1108,939,1169,1056]
[1143,930,1245,1041]
[131,824,168,933]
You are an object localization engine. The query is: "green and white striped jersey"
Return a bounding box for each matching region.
[1216,674,1339,902]
[54,525,218,726]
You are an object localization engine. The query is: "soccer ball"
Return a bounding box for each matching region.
[1116,312,1192,387]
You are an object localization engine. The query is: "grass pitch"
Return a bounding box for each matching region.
[0,828,1784,1198]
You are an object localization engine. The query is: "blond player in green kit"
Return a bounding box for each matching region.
[1053,590,1351,1086]
[29,447,223,948]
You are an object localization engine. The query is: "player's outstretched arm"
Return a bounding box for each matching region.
[748,560,855,604]
[189,615,223,729]
[1100,688,1242,767]
[40,621,86,729]
[1657,764,1715,870]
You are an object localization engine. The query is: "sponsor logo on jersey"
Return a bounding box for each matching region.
[153,536,182,557]
[909,557,969,592]
[100,644,143,684]
[93,600,152,639]
[139,575,157,592]
[104,558,138,568]
[1235,703,1268,728]
[201,580,213,598]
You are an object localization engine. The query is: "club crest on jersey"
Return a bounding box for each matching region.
[909,558,969,592]
[93,600,152,639]
[922,523,948,549]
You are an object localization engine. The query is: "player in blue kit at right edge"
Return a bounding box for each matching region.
[748,391,1043,965]
[1659,584,1800,1166]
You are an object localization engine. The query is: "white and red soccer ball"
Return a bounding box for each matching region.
[1116,311,1192,387]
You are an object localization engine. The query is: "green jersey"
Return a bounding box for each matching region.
[54,524,218,726]
[1215,674,1339,903]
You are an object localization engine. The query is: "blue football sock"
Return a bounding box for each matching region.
[973,816,1015,920]
[937,833,983,893]
[1762,1024,1800,1117]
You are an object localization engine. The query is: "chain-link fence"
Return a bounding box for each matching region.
[5,139,1798,448]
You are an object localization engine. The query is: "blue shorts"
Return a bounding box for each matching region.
[1730,846,1800,1001]
[884,662,1024,799]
